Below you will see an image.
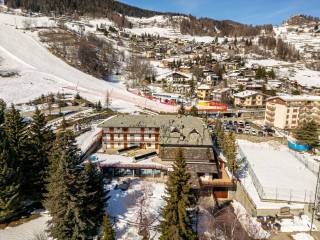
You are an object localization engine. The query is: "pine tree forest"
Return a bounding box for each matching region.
[0,99,110,239]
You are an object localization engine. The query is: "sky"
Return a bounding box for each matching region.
[119,0,320,25]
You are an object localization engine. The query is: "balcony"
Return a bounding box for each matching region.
[266,105,275,111]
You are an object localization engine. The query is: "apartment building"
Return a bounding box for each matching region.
[99,115,219,187]
[233,90,267,108]
[265,95,320,129]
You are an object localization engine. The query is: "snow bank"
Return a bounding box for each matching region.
[107,180,166,240]
[292,232,315,240]
[279,215,316,232]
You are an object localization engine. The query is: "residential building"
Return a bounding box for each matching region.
[265,95,320,129]
[197,84,212,100]
[99,115,220,188]
[212,88,231,102]
[233,90,267,108]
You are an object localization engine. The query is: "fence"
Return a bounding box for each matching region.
[238,144,315,203]
[289,150,320,176]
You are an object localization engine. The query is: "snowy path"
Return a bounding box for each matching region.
[0,13,177,113]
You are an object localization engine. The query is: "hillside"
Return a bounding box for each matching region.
[0,13,178,112]
[4,0,272,37]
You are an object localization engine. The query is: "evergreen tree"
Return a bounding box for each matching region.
[0,129,23,219]
[4,105,27,199]
[4,105,27,156]
[294,120,319,149]
[100,215,115,240]
[160,149,197,240]
[190,106,198,117]
[45,131,106,239]
[96,100,102,111]
[82,162,107,237]
[25,108,55,202]
[224,133,237,173]
[268,69,276,79]
[0,98,6,125]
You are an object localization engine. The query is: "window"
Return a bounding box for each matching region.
[149,134,152,138]
[130,134,134,138]
[292,115,297,119]
[293,109,298,113]
[287,109,290,113]
[118,134,120,138]
[147,143,151,147]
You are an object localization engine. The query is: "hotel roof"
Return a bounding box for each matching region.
[99,115,213,146]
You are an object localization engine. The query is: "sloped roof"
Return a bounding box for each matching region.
[99,115,212,146]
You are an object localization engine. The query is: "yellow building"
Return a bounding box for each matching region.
[197,84,212,100]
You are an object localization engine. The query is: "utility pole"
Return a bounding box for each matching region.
[310,164,320,235]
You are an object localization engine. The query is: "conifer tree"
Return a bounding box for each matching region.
[0,98,6,125]
[45,131,86,239]
[4,105,27,156]
[4,105,27,199]
[224,133,237,173]
[0,129,23,219]
[294,120,319,149]
[45,131,106,239]
[25,108,55,202]
[100,215,115,240]
[82,162,107,237]
[160,149,197,240]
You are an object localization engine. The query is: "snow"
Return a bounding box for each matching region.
[292,233,315,240]
[0,212,50,240]
[247,59,320,88]
[107,179,166,240]
[76,126,101,153]
[239,166,305,210]
[125,15,215,43]
[238,140,317,203]
[92,153,168,170]
[0,13,178,113]
[232,201,270,239]
[279,215,316,232]
[233,90,258,98]
[274,25,320,54]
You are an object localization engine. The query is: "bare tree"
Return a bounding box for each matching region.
[136,184,156,240]
[126,54,156,88]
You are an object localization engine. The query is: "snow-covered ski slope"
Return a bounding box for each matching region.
[0,13,177,113]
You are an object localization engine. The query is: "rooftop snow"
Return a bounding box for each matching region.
[233,90,259,98]
[238,140,317,203]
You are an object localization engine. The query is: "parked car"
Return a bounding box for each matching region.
[251,129,257,135]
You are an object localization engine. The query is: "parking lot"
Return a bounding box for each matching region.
[221,120,275,137]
